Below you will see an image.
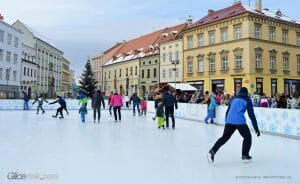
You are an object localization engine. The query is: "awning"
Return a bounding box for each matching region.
[168,83,197,91]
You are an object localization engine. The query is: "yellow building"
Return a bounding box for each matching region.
[183,0,300,96]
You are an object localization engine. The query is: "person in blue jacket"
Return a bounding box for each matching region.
[163,90,178,129]
[207,87,260,163]
[49,96,67,119]
[204,92,217,124]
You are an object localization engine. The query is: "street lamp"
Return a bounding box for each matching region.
[171,59,179,93]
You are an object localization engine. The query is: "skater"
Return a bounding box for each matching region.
[156,102,165,129]
[110,89,123,122]
[32,94,48,114]
[22,91,29,110]
[61,96,69,115]
[79,91,88,107]
[91,90,105,123]
[204,91,217,124]
[130,93,140,116]
[124,93,130,108]
[140,97,147,116]
[108,91,113,116]
[79,103,88,123]
[49,96,67,119]
[163,90,178,129]
[153,92,163,121]
[207,87,260,164]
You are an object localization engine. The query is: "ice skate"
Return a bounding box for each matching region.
[52,115,57,118]
[242,155,252,163]
[207,150,215,164]
[59,116,64,119]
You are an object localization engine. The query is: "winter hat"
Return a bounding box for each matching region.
[239,87,248,95]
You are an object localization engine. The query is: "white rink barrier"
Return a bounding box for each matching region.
[147,101,300,139]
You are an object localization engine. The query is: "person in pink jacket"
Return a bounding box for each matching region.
[110,89,123,122]
[140,97,147,116]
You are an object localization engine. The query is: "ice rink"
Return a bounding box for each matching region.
[0,109,299,184]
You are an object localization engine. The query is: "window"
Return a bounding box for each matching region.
[175,69,179,77]
[221,56,228,70]
[6,51,11,62]
[297,33,300,46]
[255,25,261,39]
[119,69,122,77]
[270,56,276,69]
[7,34,12,45]
[153,68,157,77]
[235,55,242,69]
[162,53,166,62]
[6,69,10,81]
[13,54,17,64]
[126,68,128,76]
[283,55,289,70]
[34,70,36,77]
[175,51,179,61]
[130,67,133,75]
[13,71,17,81]
[197,56,204,72]
[234,26,241,39]
[169,52,173,62]
[187,36,193,49]
[187,57,193,73]
[23,67,26,76]
[149,61,151,65]
[141,70,144,78]
[0,49,3,61]
[256,54,262,68]
[0,68,2,80]
[14,37,19,48]
[209,31,215,45]
[269,27,276,41]
[162,69,166,79]
[27,68,29,76]
[108,71,111,78]
[31,69,33,77]
[114,70,116,77]
[147,69,150,78]
[297,56,300,72]
[197,34,204,47]
[0,30,4,42]
[282,29,288,44]
[209,58,215,71]
[221,29,228,42]
[169,69,172,78]
[135,66,137,75]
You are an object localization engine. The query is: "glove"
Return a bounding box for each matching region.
[255,129,261,137]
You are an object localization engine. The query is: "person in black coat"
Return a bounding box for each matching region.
[163,91,178,129]
[49,96,66,119]
[91,90,105,123]
[22,91,29,110]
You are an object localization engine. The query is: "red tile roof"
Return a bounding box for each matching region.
[189,2,247,29]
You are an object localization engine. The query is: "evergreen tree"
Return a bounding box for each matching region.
[79,59,98,97]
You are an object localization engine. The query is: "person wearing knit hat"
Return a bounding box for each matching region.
[207,87,260,164]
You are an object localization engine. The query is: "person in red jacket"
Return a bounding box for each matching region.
[110,89,123,122]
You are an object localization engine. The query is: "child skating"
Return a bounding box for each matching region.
[156,102,165,129]
[140,97,147,116]
[32,94,48,114]
[79,103,88,123]
[207,87,260,164]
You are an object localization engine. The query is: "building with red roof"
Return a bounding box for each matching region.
[183,0,300,96]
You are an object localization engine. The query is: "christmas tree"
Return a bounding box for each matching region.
[79,59,98,97]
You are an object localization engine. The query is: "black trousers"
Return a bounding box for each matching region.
[165,106,175,128]
[93,107,101,121]
[63,106,69,114]
[56,106,64,117]
[109,106,113,115]
[113,106,121,121]
[126,102,129,108]
[211,124,252,156]
[37,104,45,113]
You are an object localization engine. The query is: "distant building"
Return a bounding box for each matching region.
[12,20,64,98]
[62,57,70,92]
[0,16,23,99]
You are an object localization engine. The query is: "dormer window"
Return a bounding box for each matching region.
[160,33,168,40]
[147,45,154,52]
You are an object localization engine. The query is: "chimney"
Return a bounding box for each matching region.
[276,9,282,17]
[255,0,262,12]
[0,14,4,21]
[208,9,214,15]
[187,15,193,26]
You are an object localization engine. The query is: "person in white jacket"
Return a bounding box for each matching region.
[124,93,130,108]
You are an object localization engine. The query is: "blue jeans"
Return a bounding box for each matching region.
[204,109,215,123]
[80,112,86,122]
[133,102,140,114]
[24,101,29,110]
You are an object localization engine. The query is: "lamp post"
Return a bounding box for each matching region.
[171,59,179,93]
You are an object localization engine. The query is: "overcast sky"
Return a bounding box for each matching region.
[1,0,299,78]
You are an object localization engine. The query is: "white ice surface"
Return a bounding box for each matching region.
[0,110,299,184]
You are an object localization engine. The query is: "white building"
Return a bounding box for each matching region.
[0,17,23,99]
[20,43,38,98]
[12,20,64,98]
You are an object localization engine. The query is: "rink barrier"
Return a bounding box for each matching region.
[147,101,300,139]
[0,100,299,139]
